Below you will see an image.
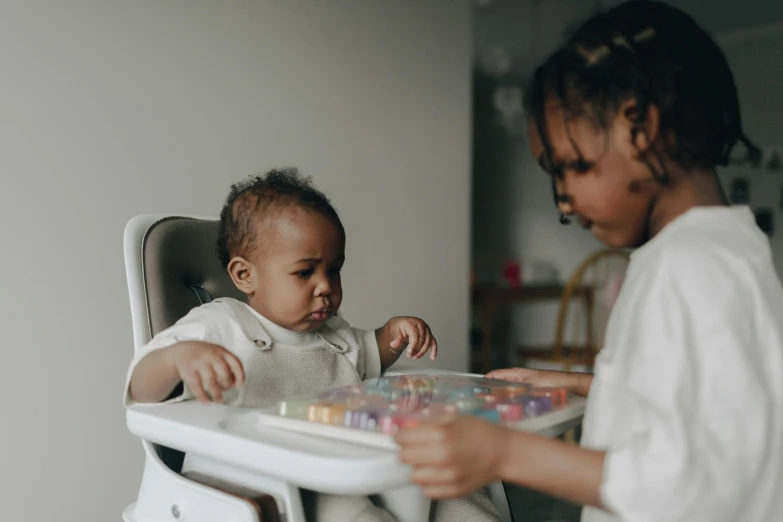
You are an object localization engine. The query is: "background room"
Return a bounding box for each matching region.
[1,1,782,521]
[470,0,783,377]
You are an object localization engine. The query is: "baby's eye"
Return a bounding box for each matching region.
[329,267,342,277]
[296,269,314,279]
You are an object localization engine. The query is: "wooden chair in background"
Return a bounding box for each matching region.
[517,249,630,372]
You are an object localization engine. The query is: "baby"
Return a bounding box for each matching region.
[124,168,502,522]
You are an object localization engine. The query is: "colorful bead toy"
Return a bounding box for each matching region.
[275,374,569,435]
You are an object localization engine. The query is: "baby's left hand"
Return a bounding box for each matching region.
[384,316,438,361]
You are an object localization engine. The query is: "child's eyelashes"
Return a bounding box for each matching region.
[547,159,594,176]
[570,159,594,173]
[561,159,594,174]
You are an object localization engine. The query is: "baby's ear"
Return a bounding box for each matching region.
[227,256,255,295]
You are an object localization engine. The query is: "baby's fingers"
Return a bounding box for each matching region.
[430,336,438,361]
[391,336,404,351]
[212,358,235,389]
[411,328,432,360]
[222,352,245,388]
[405,326,420,358]
[198,367,224,403]
[181,370,210,404]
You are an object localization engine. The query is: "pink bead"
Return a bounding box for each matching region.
[378,413,405,434]
[497,402,524,423]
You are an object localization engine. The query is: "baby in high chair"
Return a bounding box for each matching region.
[124,168,503,522]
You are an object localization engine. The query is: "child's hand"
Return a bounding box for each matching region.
[486,367,592,397]
[384,316,438,361]
[170,341,245,404]
[395,415,508,499]
[486,367,562,386]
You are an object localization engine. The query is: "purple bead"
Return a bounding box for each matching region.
[522,396,551,417]
[344,408,381,430]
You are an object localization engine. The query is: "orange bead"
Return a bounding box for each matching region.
[531,387,568,407]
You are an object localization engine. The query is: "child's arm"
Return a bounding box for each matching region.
[375,316,438,370]
[497,428,604,507]
[395,415,605,508]
[129,341,245,404]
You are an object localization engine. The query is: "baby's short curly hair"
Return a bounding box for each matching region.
[216,167,344,268]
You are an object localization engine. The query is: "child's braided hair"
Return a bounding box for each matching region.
[524,0,761,222]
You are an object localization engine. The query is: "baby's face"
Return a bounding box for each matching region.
[247,208,345,332]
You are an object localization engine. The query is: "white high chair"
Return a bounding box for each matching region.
[122,213,583,522]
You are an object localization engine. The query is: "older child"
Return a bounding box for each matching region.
[125,169,502,521]
[395,2,783,521]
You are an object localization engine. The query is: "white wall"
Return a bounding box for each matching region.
[0,1,471,520]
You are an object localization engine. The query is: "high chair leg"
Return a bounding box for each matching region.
[124,452,266,522]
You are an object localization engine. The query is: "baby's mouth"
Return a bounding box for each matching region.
[309,308,332,320]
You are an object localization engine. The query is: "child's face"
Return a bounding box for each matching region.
[232,207,345,332]
[527,100,656,248]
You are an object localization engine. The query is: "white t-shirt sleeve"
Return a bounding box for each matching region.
[123,303,231,407]
[601,247,771,522]
[353,326,382,380]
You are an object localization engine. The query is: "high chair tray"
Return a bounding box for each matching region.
[253,371,587,451]
[126,370,585,495]
[127,401,407,495]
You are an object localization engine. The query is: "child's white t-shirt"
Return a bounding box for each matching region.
[580,206,783,522]
[123,298,382,407]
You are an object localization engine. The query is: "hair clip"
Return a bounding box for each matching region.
[575,43,611,67]
[633,27,656,42]
[612,34,632,50]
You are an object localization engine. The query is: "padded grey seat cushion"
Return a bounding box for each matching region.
[143,216,247,336]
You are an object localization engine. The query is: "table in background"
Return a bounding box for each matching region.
[471,283,589,374]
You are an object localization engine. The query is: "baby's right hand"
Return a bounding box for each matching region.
[170,342,245,404]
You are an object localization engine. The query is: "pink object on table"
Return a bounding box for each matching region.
[497,402,524,423]
[378,413,405,434]
[502,261,521,287]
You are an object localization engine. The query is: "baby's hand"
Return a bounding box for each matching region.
[384,316,438,361]
[170,341,245,404]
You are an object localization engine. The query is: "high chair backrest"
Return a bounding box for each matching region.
[125,214,247,348]
[124,214,247,471]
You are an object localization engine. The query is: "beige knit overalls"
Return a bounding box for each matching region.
[215,299,504,522]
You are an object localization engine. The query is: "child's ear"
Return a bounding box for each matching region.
[619,99,660,153]
[227,256,256,295]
